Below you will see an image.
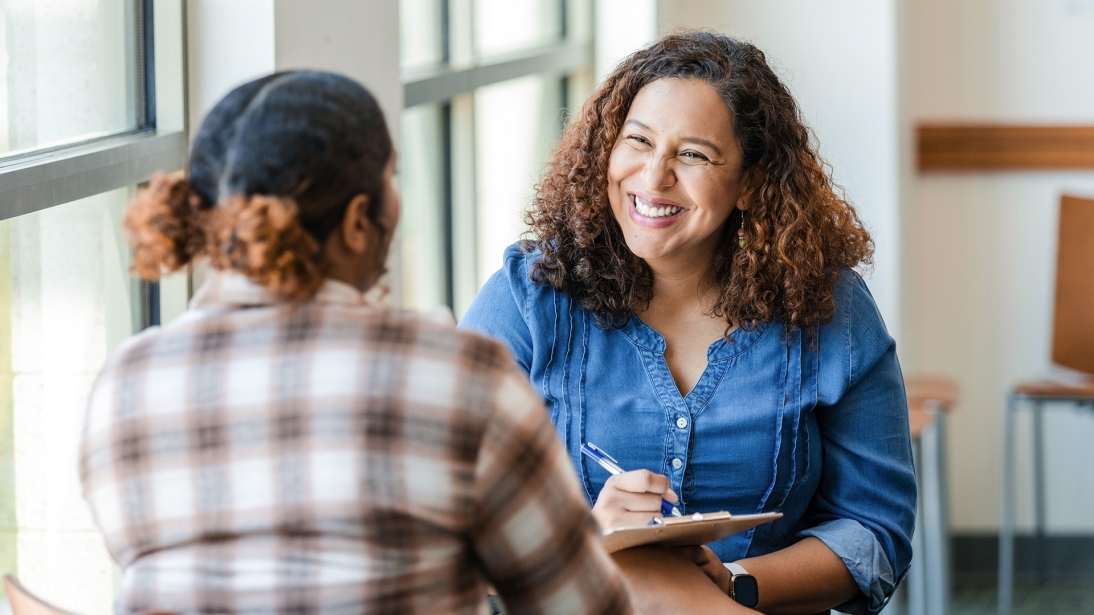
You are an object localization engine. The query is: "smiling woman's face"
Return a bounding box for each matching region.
[607,77,746,268]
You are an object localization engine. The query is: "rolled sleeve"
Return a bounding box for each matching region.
[798,519,898,615]
[811,272,916,615]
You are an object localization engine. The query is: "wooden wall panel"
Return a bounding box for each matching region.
[917,124,1094,171]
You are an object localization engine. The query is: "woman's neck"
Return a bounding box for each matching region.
[642,258,718,316]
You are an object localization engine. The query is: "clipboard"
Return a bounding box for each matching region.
[602,511,782,554]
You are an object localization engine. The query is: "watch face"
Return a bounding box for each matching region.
[733,575,759,608]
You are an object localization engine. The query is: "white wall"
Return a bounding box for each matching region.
[272,0,402,136]
[901,0,1094,533]
[657,0,903,338]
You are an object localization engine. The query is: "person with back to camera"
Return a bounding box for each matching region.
[78,71,632,615]
[460,31,916,615]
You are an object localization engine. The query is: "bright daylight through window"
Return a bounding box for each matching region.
[0,0,143,158]
[0,1,186,612]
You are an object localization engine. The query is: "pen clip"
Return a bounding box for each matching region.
[581,442,626,475]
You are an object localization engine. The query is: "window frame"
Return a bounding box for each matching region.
[400,0,592,314]
[0,0,188,225]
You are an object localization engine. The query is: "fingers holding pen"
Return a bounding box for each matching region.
[608,469,679,502]
[592,469,679,530]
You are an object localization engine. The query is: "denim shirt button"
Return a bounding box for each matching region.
[671,458,683,470]
[676,417,688,429]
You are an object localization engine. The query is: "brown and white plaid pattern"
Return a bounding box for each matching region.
[81,272,631,615]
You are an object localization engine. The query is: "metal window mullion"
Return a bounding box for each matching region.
[0,132,187,222]
[142,0,157,129]
[559,0,568,39]
[559,75,571,130]
[403,41,592,108]
[440,101,455,310]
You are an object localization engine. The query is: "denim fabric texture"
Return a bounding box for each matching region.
[459,244,916,615]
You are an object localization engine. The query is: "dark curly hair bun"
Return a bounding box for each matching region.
[124,172,207,280]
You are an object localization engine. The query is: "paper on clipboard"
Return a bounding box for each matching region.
[601,511,782,554]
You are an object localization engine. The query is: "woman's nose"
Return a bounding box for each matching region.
[642,154,675,190]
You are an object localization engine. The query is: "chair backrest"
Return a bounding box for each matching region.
[2,575,76,615]
[1053,196,1094,375]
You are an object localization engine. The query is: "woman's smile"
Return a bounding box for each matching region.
[628,192,686,228]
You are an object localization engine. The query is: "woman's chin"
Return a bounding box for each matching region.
[623,240,675,264]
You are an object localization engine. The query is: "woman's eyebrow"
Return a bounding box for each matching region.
[624,119,723,157]
[681,136,723,157]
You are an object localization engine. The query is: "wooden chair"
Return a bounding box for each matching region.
[2,575,75,615]
[900,376,959,615]
[998,195,1094,615]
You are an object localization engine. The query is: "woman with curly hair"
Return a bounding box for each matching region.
[461,31,915,614]
[79,71,632,615]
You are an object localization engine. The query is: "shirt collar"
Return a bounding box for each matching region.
[189,270,372,310]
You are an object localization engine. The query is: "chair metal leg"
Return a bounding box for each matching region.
[998,393,1017,615]
[1031,401,1046,584]
[938,411,952,615]
[909,436,926,615]
[920,407,949,615]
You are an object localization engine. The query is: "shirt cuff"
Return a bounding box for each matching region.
[797,518,898,615]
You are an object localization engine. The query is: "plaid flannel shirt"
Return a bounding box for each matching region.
[80,272,631,615]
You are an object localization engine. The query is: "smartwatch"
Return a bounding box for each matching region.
[724,562,759,608]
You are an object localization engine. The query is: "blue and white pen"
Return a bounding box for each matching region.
[581,442,682,518]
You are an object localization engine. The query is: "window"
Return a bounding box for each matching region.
[0,1,187,612]
[0,0,145,158]
[473,75,564,286]
[474,0,563,56]
[398,0,593,316]
[0,188,140,612]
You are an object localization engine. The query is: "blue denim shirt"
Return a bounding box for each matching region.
[459,244,915,615]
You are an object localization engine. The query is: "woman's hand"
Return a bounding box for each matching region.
[674,546,732,596]
[591,470,679,530]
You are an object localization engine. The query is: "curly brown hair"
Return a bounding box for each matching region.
[525,31,873,333]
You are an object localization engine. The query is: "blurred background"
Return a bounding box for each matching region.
[2,1,1094,613]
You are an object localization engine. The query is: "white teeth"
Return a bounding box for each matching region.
[634,196,682,218]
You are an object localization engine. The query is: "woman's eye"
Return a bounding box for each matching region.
[627,135,651,146]
[681,151,710,163]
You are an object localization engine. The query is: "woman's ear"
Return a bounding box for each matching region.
[735,169,757,211]
[340,194,372,254]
